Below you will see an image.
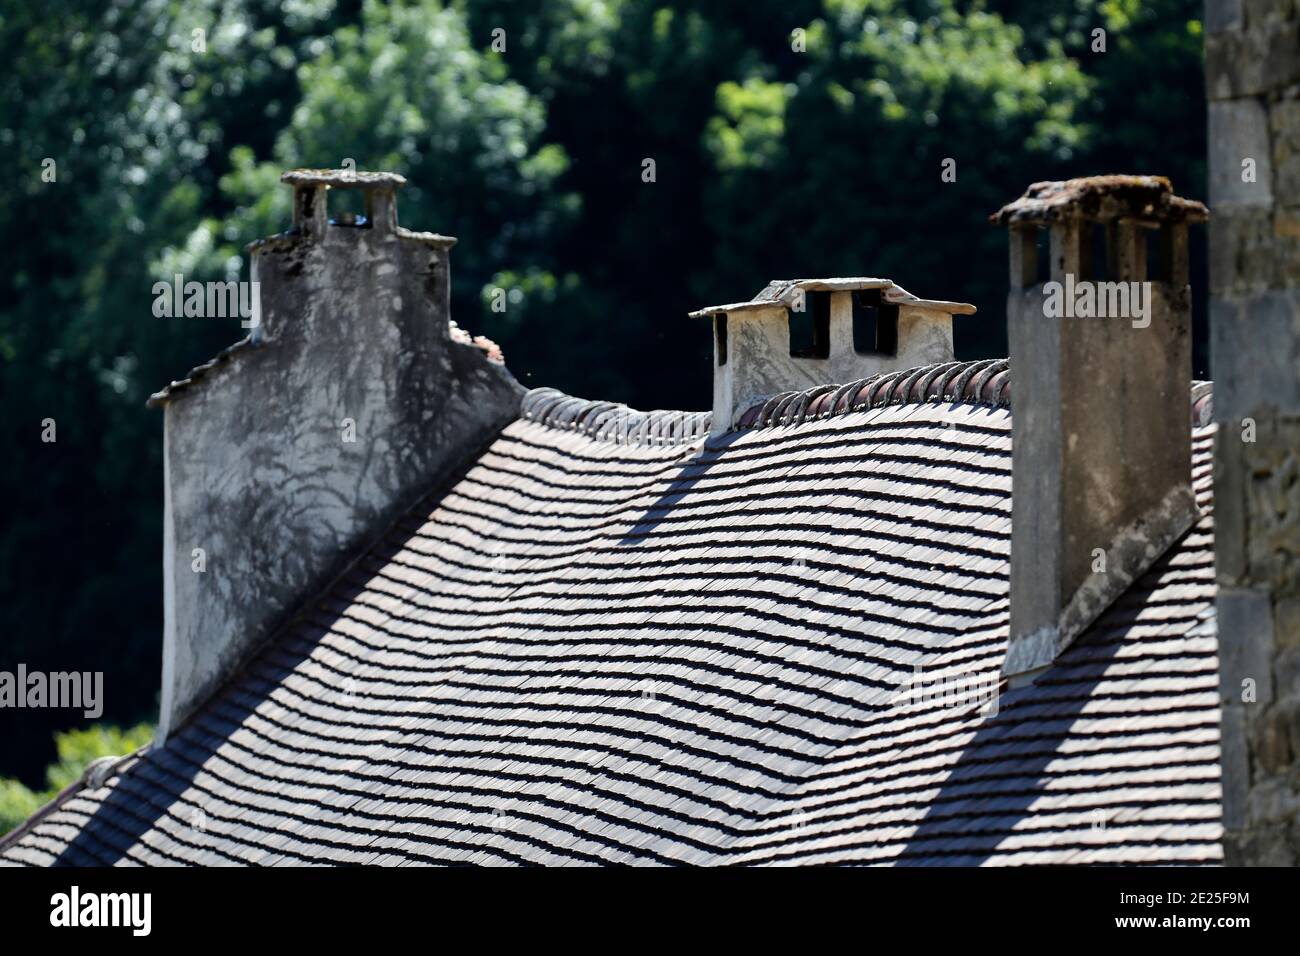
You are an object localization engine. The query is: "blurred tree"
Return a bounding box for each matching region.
[459,0,1091,397]
[700,0,1092,363]
[0,0,361,781]
[209,0,579,372]
[0,0,566,782]
[984,0,1209,368]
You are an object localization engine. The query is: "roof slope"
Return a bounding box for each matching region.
[0,363,1221,865]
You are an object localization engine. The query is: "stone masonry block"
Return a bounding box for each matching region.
[1228,820,1299,864]
[1208,206,1300,295]
[1276,645,1300,697]
[1247,772,1300,830]
[1218,588,1277,705]
[1288,694,1300,764]
[1210,99,1274,207]
[1220,703,1252,829]
[1210,290,1300,418]
[1243,416,1300,593]
[1278,597,1300,649]
[1206,17,1300,99]
[1272,100,1300,201]
[1205,0,1244,34]
[1250,702,1295,773]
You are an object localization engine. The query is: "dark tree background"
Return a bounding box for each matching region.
[0,0,1207,785]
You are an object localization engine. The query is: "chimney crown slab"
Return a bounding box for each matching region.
[991,174,1209,226]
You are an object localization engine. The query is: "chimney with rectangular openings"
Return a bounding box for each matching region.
[689,277,976,432]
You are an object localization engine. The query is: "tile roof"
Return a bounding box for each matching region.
[737,358,1010,428]
[0,360,1221,866]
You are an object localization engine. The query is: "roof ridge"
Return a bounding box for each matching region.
[521,388,712,446]
[737,358,1011,429]
[522,359,1214,443]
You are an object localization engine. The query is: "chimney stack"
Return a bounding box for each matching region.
[149,169,523,737]
[689,278,975,431]
[991,176,1208,679]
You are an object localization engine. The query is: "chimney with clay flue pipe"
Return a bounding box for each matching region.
[689,277,976,432]
[149,169,523,738]
[991,175,1208,680]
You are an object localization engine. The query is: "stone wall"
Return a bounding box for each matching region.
[1207,0,1300,865]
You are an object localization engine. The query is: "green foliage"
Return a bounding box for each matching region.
[0,779,43,838]
[217,0,578,306]
[0,0,363,779]
[700,0,1092,348]
[0,0,1206,780]
[0,723,153,836]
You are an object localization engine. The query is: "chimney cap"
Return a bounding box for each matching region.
[281,168,408,189]
[687,277,976,318]
[990,174,1208,226]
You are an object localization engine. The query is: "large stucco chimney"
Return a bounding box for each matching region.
[1207,4,1300,865]
[991,176,1208,679]
[689,277,975,431]
[149,169,523,738]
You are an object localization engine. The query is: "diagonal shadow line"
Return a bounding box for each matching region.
[894,551,1189,866]
[618,430,744,545]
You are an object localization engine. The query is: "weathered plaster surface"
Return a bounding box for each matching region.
[711,295,955,431]
[157,195,523,737]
